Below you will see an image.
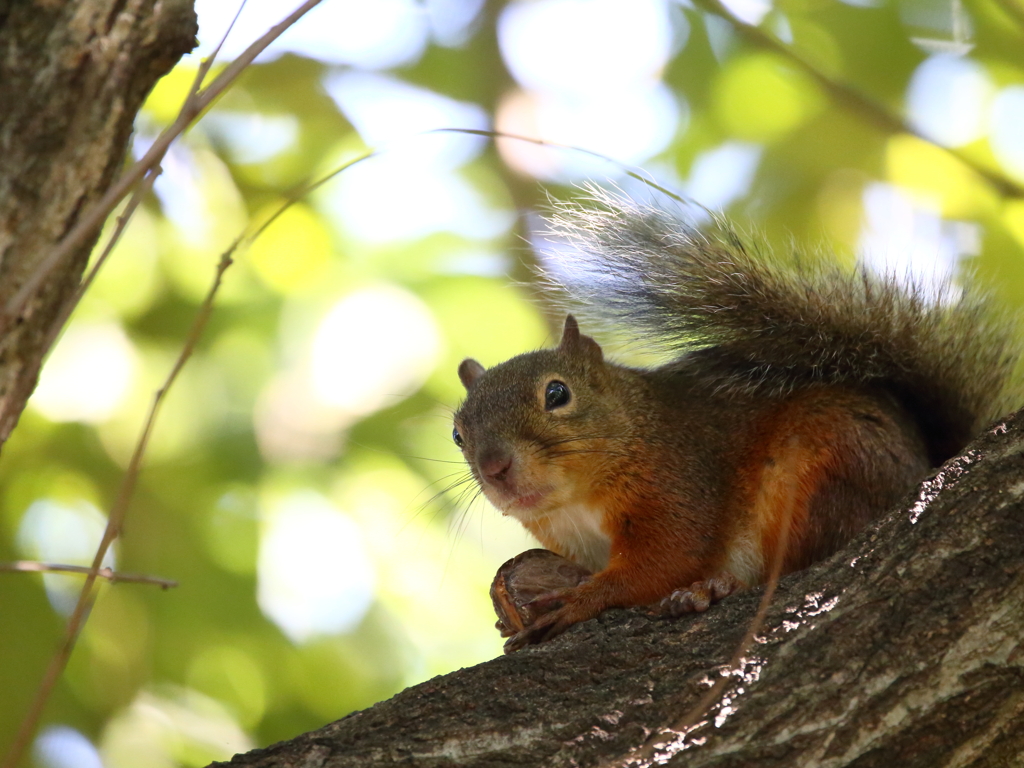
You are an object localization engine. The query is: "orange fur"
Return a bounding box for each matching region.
[456,318,936,649]
[531,385,924,625]
[738,392,845,580]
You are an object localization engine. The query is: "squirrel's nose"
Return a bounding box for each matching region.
[480,453,513,483]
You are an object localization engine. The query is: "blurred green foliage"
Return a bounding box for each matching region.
[2,0,1024,766]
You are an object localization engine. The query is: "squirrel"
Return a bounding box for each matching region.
[452,190,1020,652]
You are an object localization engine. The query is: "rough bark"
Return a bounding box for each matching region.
[0,0,198,445]
[211,410,1024,768]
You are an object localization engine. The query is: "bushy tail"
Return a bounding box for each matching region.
[541,190,1021,464]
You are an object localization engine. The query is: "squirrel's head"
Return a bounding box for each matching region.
[452,316,626,520]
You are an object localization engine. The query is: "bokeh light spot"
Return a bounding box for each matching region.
[257,491,375,643]
[907,55,993,148]
[310,285,441,416]
[34,726,103,768]
[191,0,428,68]
[323,71,489,169]
[858,182,975,294]
[885,133,995,218]
[714,53,821,142]
[317,152,513,243]
[16,499,114,615]
[31,322,136,424]
[991,86,1024,182]
[499,0,673,96]
[247,202,333,294]
[684,142,762,211]
[100,688,252,768]
[203,113,300,165]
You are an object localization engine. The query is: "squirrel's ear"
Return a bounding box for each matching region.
[458,358,485,389]
[558,315,603,361]
[560,315,581,345]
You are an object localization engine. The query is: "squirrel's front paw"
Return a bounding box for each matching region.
[490,549,592,639]
[658,572,740,617]
[502,589,596,653]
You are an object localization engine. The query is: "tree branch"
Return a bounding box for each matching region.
[690,0,1024,200]
[210,411,1024,767]
[0,0,198,445]
[0,561,178,589]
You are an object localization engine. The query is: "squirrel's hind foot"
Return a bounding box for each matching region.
[658,572,741,616]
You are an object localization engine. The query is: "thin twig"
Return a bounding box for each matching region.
[187,0,249,103]
[226,127,674,253]
[0,253,233,768]
[0,561,178,589]
[27,167,163,363]
[0,0,324,338]
[246,153,382,246]
[690,0,1024,200]
[2,118,376,768]
[11,0,254,362]
[432,128,686,205]
[0,6,324,766]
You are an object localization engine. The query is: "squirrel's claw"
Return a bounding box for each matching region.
[493,591,572,639]
[503,605,573,653]
[495,619,516,638]
[525,589,569,612]
[659,572,740,617]
[503,589,595,653]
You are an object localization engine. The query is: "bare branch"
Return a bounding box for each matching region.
[0,2,341,755]
[22,167,163,364]
[0,0,324,338]
[0,561,178,589]
[0,247,233,768]
[690,0,1024,200]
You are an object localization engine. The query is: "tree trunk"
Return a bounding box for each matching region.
[211,410,1024,767]
[0,0,197,445]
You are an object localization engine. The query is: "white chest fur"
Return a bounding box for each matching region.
[540,503,612,572]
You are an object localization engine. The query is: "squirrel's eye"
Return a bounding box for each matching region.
[452,426,464,448]
[544,380,571,411]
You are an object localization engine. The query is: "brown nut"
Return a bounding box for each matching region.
[490,549,592,636]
